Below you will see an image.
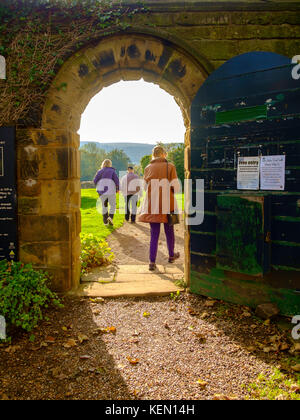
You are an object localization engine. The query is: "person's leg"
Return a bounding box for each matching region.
[149,223,161,263]
[101,196,108,224]
[164,223,175,259]
[130,194,138,222]
[125,195,132,222]
[108,194,116,220]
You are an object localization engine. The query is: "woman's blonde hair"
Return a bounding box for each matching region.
[152,145,167,158]
[101,159,112,169]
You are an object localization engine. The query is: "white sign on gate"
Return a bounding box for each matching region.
[237,156,260,190]
[260,155,286,191]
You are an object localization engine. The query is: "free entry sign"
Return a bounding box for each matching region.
[0,127,18,261]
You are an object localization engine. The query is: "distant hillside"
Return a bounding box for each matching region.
[80,142,163,164]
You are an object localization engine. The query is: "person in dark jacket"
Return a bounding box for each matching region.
[120,166,141,223]
[93,159,119,226]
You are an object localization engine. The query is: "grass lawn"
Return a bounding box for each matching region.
[81,189,184,240]
[81,189,125,240]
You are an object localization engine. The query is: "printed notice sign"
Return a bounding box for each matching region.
[0,127,18,261]
[260,155,286,191]
[237,157,260,190]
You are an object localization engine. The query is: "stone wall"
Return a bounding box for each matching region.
[2,0,300,291]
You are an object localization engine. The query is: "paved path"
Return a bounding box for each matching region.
[72,264,185,297]
[74,218,185,297]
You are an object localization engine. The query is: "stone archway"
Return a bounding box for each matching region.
[19,33,208,291]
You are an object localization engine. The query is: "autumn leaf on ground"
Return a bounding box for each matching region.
[192,332,206,344]
[196,379,208,389]
[213,394,231,400]
[106,326,116,334]
[127,356,139,365]
[187,307,198,316]
[45,336,55,344]
[63,338,77,349]
[78,333,89,344]
[291,364,300,372]
[204,300,216,308]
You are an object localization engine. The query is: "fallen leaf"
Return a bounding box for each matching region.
[106,326,116,334]
[290,384,300,393]
[78,333,89,344]
[292,343,300,352]
[188,307,198,316]
[63,338,77,349]
[127,356,139,365]
[196,379,208,389]
[291,364,300,372]
[4,345,20,354]
[279,342,289,351]
[204,300,216,308]
[192,332,206,343]
[213,394,230,400]
[45,336,55,344]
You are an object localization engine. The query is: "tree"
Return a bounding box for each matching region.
[140,154,151,174]
[167,143,184,183]
[107,148,130,174]
[80,142,106,181]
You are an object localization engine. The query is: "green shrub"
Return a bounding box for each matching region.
[80,233,114,274]
[0,260,62,336]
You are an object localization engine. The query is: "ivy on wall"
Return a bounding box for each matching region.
[0,0,148,126]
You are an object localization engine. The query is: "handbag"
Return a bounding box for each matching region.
[166,161,180,226]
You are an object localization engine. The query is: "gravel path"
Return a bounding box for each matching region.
[0,294,286,401]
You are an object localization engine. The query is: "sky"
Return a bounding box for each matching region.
[78,80,185,144]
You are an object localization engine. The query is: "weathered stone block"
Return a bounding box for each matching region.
[19,214,71,242]
[18,180,41,197]
[20,241,71,267]
[18,197,40,215]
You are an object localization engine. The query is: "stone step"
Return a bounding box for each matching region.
[70,267,185,298]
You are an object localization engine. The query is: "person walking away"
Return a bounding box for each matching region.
[120,166,141,223]
[138,146,181,271]
[93,159,119,226]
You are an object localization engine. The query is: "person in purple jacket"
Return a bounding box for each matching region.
[93,159,119,226]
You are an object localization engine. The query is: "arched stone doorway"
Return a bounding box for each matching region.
[20,33,209,291]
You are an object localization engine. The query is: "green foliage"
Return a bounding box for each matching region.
[80,233,114,274]
[247,368,300,400]
[170,290,181,301]
[80,143,106,181]
[0,260,62,336]
[0,0,149,125]
[167,143,184,183]
[80,144,130,180]
[107,148,131,174]
[140,154,151,173]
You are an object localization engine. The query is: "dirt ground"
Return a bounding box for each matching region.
[107,218,184,266]
[0,293,298,401]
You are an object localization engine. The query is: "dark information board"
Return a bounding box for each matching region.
[0,127,18,261]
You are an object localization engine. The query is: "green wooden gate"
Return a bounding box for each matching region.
[190,52,300,316]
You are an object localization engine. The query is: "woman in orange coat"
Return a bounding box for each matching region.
[138,145,181,270]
